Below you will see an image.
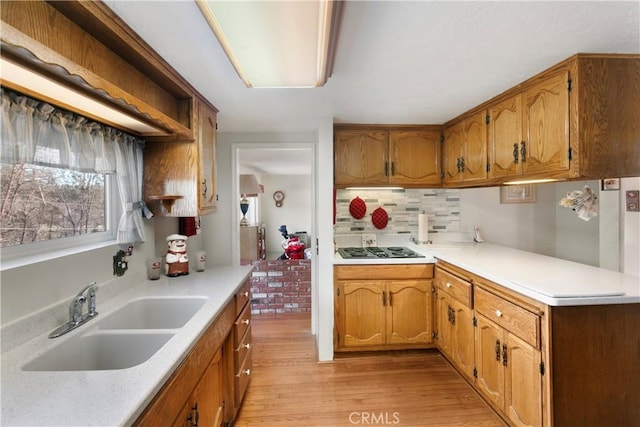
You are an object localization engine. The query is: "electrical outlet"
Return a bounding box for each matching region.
[362,234,377,247]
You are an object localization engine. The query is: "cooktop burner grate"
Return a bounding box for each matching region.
[338,246,424,259]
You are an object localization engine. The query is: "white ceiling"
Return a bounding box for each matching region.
[104,0,640,173]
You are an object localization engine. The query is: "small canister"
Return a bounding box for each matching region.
[147,257,162,280]
[195,251,207,272]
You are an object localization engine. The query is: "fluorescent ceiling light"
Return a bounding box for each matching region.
[196,0,340,88]
[1,58,162,134]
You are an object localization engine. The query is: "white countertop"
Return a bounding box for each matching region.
[1,265,253,427]
[334,242,640,306]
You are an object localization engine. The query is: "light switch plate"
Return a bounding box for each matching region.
[626,190,639,212]
[362,234,377,247]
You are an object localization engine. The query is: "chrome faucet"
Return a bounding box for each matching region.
[49,282,99,338]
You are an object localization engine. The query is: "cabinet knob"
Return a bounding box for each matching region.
[243,369,251,376]
[495,310,502,318]
[243,343,251,349]
[242,319,250,325]
[242,291,249,297]
[446,282,452,288]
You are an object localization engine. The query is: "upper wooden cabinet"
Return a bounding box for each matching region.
[144,100,218,216]
[483,54,639,184]
[334,125,442,188]
[197,102,218,213]
[443,110,488,186]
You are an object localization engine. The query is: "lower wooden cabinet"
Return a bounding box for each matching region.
[224,278,253,422]
[435,291,475,380]
[334,265,434,351]
[475,313,542,427]
[174,348,224,427]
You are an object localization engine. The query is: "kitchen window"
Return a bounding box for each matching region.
[0,88,147,264]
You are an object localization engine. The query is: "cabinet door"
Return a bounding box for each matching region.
[475,314,504,409]
[462,111,488,182]
[488,95,523,178]
[443,122,464,184]
[171,349,223,427]
[334,130,388,186]
[389,129,441,186]
[504,333,542,427]
[435,291,453,359]
[338,281,386,348]
[521,71,570,175]
[451,300,475,380]
[198,102,217,213]
[387,280,433,345]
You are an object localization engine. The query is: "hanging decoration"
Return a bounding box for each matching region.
[559,185,598,221]
[349,196,367,219]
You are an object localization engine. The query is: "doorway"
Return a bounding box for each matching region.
[232,143,316,330]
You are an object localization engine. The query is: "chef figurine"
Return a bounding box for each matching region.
[165,234,189,276]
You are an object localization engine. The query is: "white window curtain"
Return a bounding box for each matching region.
[0,88,147,244]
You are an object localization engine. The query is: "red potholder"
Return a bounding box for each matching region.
[371,206,388,229]
[349,196,367,219]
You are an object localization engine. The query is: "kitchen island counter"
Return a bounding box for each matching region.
[1,265,253,427]
[334,242,640,306]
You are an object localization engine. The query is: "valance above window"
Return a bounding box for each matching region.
[0,87,149,244]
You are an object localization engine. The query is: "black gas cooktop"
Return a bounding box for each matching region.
[338,246,425,259]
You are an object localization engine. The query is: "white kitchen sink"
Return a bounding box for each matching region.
[97,296,208,330]
[22,331,174,371]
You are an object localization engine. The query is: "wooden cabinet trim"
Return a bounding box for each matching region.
[334,264,434,280]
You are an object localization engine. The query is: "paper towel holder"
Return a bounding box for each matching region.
[417,210,432,244]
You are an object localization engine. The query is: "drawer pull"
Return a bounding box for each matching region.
[495,310,502,318]
[242,291,249,297]
[446,282,452,288]
[243,343,251,349]
[242,319,250,325]
[243,369,251,376]
[495,340,501,361]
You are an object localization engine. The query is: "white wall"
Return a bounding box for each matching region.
[621,177,640,277]
[459,186,539,252]
[0,220,158,326]
[460,179,635,271]
[260,175,312,254]
[204,132,317,267]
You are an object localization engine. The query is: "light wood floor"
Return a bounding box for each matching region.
[234,313,505,427]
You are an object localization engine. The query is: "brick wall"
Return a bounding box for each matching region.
[250,259,311,315]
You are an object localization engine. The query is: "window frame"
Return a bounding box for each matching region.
[0,172,120,270]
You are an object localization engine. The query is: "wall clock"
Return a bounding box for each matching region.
[273,190,285,207]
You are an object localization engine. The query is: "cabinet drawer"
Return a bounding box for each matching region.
[234,303,251,347]
[235,325,252,368]
[235,349,252,404]
[235,280,251,316]
[435,267,472,307]
[475,286,540,348]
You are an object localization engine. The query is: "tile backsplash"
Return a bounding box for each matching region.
[335,188,460,238]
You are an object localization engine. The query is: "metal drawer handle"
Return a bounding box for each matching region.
[446,282,452,288]
[243,343,251,349]
[242,291,249,297]
[495,310,502,318]
[242,319,250,325]
[243,369,251,376]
